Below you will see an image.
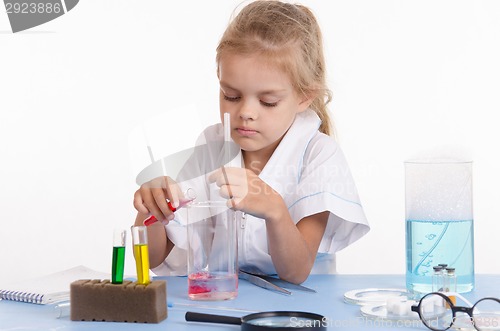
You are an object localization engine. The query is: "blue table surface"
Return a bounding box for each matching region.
[1,274,499,331]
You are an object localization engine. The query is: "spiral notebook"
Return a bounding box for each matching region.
[0,265,110,305]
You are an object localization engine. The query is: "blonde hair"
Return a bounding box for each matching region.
[216,0,333,136]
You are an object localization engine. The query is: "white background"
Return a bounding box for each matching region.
[1,0,499,286]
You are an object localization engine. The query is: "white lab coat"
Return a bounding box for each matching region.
[152,109,370,276]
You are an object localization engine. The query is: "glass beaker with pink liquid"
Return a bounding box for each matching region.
[186,201,239,300]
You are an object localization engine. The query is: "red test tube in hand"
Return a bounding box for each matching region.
[143,189,196,226]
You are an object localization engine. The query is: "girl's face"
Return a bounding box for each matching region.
[218,53,311,161]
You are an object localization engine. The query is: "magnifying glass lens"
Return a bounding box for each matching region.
[247,316,319,327]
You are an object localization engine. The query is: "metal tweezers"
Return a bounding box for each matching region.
[238,269,316,295]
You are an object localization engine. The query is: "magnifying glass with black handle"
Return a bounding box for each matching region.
[185,311,327,330]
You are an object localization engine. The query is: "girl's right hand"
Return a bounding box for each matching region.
[133,176,182,224]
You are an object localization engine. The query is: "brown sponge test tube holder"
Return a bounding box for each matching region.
[70,279,167,323]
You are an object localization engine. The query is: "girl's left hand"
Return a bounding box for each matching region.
[208,167,282,220]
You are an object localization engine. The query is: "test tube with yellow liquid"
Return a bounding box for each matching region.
[131,225,150,285]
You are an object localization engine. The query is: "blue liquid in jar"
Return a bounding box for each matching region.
[406,219,474,293]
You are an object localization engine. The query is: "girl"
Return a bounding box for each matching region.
[134,0,369,284]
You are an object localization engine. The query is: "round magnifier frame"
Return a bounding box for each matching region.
[242,311,326,330]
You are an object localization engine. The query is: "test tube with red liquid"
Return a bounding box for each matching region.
[143,188,196,226]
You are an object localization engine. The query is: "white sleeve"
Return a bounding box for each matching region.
[287,138,370,254]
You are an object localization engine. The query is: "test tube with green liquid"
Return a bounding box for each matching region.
[111,229,126,284]
[131,225,150,285]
